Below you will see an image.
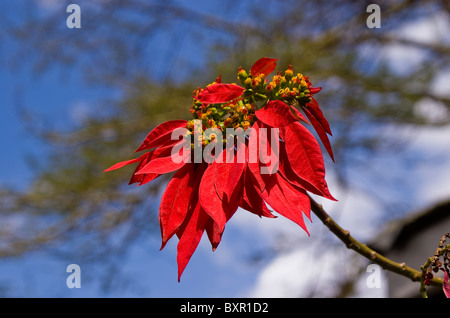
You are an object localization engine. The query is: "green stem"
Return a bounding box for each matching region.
[308,195,444,289]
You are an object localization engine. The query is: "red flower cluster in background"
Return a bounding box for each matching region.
[105,58,336,280]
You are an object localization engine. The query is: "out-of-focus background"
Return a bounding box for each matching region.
[0,0,449,297]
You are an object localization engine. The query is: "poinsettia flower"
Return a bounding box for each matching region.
[105,57,336,280]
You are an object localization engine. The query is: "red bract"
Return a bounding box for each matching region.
[251,57,279,77]
[303,98,334,162]
[134,119,188,152]
[444,271,450,298]
[105,57,336,280]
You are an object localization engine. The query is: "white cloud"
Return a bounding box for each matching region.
[380,44,427,75]
[69,100,92,124]
[405,124,450,204]
[249,248,319,298]
[431,71,450,98]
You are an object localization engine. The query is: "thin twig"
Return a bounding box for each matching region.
[308,195,444,288]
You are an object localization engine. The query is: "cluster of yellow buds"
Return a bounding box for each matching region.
[189,86,257,148]
[238,64,314,107]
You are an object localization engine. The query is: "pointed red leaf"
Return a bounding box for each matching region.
[128,151,160,185]
[241,167,276,218]
[444,271,450,298]
[196,83,244,104]
[247,121,266,192]
[309,87,322,94]
[151,137,185,158]
[239,198,275,219]
[213,151,245,202]
[135,139,190,175]
[278,143,331,199]
[255,100,298,127]
[174,163,207,239]
[199,163,227,234]
[203,155,242,249]
[159,163,195,249]
[250,57,279,77]
[132,172,160,186]
[291,106,309,124]
[247,121,281,194]
[282,122,336,201]
[223,163,245,201]
[104,152,150,172]
[305,98,332,135]
[135,120,187,152]
[205,218,222,251]
[136,152,189,175]
[302,106,335,162]
[176,201,210,281]
[258,172,311,234]
[103,152,161,185]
